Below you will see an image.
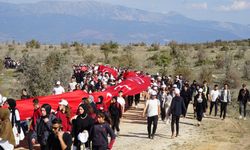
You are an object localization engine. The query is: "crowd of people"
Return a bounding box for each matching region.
[0,64,250,150]
[3,56,20,69]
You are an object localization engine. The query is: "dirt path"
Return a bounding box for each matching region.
[113,100,250,150]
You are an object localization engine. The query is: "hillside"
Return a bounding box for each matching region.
[0,1,250,43]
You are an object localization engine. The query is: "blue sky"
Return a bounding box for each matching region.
[1,0,250,25]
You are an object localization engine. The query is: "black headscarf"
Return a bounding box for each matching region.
[6,98,16,127]
[78,104,87,118]
[41,104,51,118]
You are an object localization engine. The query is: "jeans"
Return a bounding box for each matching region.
[147,115,158,136]
[220,102,228,119]
[209,101,218,116]
[239,101,247,117]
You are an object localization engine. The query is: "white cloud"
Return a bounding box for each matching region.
[190,2,208,9]
[219,0,250,11]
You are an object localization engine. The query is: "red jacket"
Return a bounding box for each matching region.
[56,111,72,132]
[30,108,41,131]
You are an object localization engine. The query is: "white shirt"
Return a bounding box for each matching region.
[146,99,160,117]
[9,109,20,122]
[68,82,77,92]
[210,90,220,102]
[117,97,125,106]
[223,90,228,103]
[53,86,65,95]
[0,139,14,150]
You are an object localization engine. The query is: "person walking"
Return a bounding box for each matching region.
[6,98,23,146]
[142,90,160,139]
[220,83,231,120]
[28,98,41,150]
[194,88,207,126]
[109,96,122,136]
[31,104,56,150]
[169,88,186,138]
[47,118,72,150]
[0,108,15,150]
[237,84,250,120]
[180,84,192,116]
[52,81,65,95]
[209,85,220,117]
[90,112,116,150]
[72,104,94,150]
[56,99,72,132]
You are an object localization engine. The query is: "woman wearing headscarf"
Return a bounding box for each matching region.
[72,104,94,150]
[0,108,15,150]
[194,88,207,126]
[31,104,56,150]
[6,98,22,146]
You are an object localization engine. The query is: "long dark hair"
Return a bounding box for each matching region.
[6,98,16,127]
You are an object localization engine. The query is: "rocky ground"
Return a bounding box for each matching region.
[16,99,250,150]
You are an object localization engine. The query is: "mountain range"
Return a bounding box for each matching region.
[0,0,250,44]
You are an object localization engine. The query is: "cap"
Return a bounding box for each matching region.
[0,97,7,106]
[173,84,177,88]
[59,99,68,106]
[161,84,167,88]
[151,90,157,96]
[198,88,203,93]
[175,88,180,95]
[56,81,61,85]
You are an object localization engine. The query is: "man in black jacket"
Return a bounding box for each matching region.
[169,88,186,138]
[238,84,250,120]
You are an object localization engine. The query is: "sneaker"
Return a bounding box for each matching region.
[171,135,175,139]
[148,134,151,139]
[239,115,243,119]
[151,134,155,139]
[244,117,247,120]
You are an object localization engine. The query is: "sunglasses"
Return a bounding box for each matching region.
[52,126,60,130]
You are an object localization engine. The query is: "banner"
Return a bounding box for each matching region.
[16,90,88,120]
[98,65,118,79]
[105,75,151,96]
[16,73,151,120]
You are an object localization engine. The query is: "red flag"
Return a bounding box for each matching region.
[105,75,151,96]
[16,90,89,120]
[98,65,118,79]
[123,71,138,79]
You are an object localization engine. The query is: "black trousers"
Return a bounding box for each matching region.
[128,96,134,107]
[239,101,247,117]
[220,102,228,119]
[171,115,180,135]
[134,94,140,106]
[160,107,166,121]
[111,115,120,132]
[92,145,107,150]
[147,115,158,136]
[209,101,218,116]
[27,130,34,150]
[40,144,49,150]
[184,101,190,116]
